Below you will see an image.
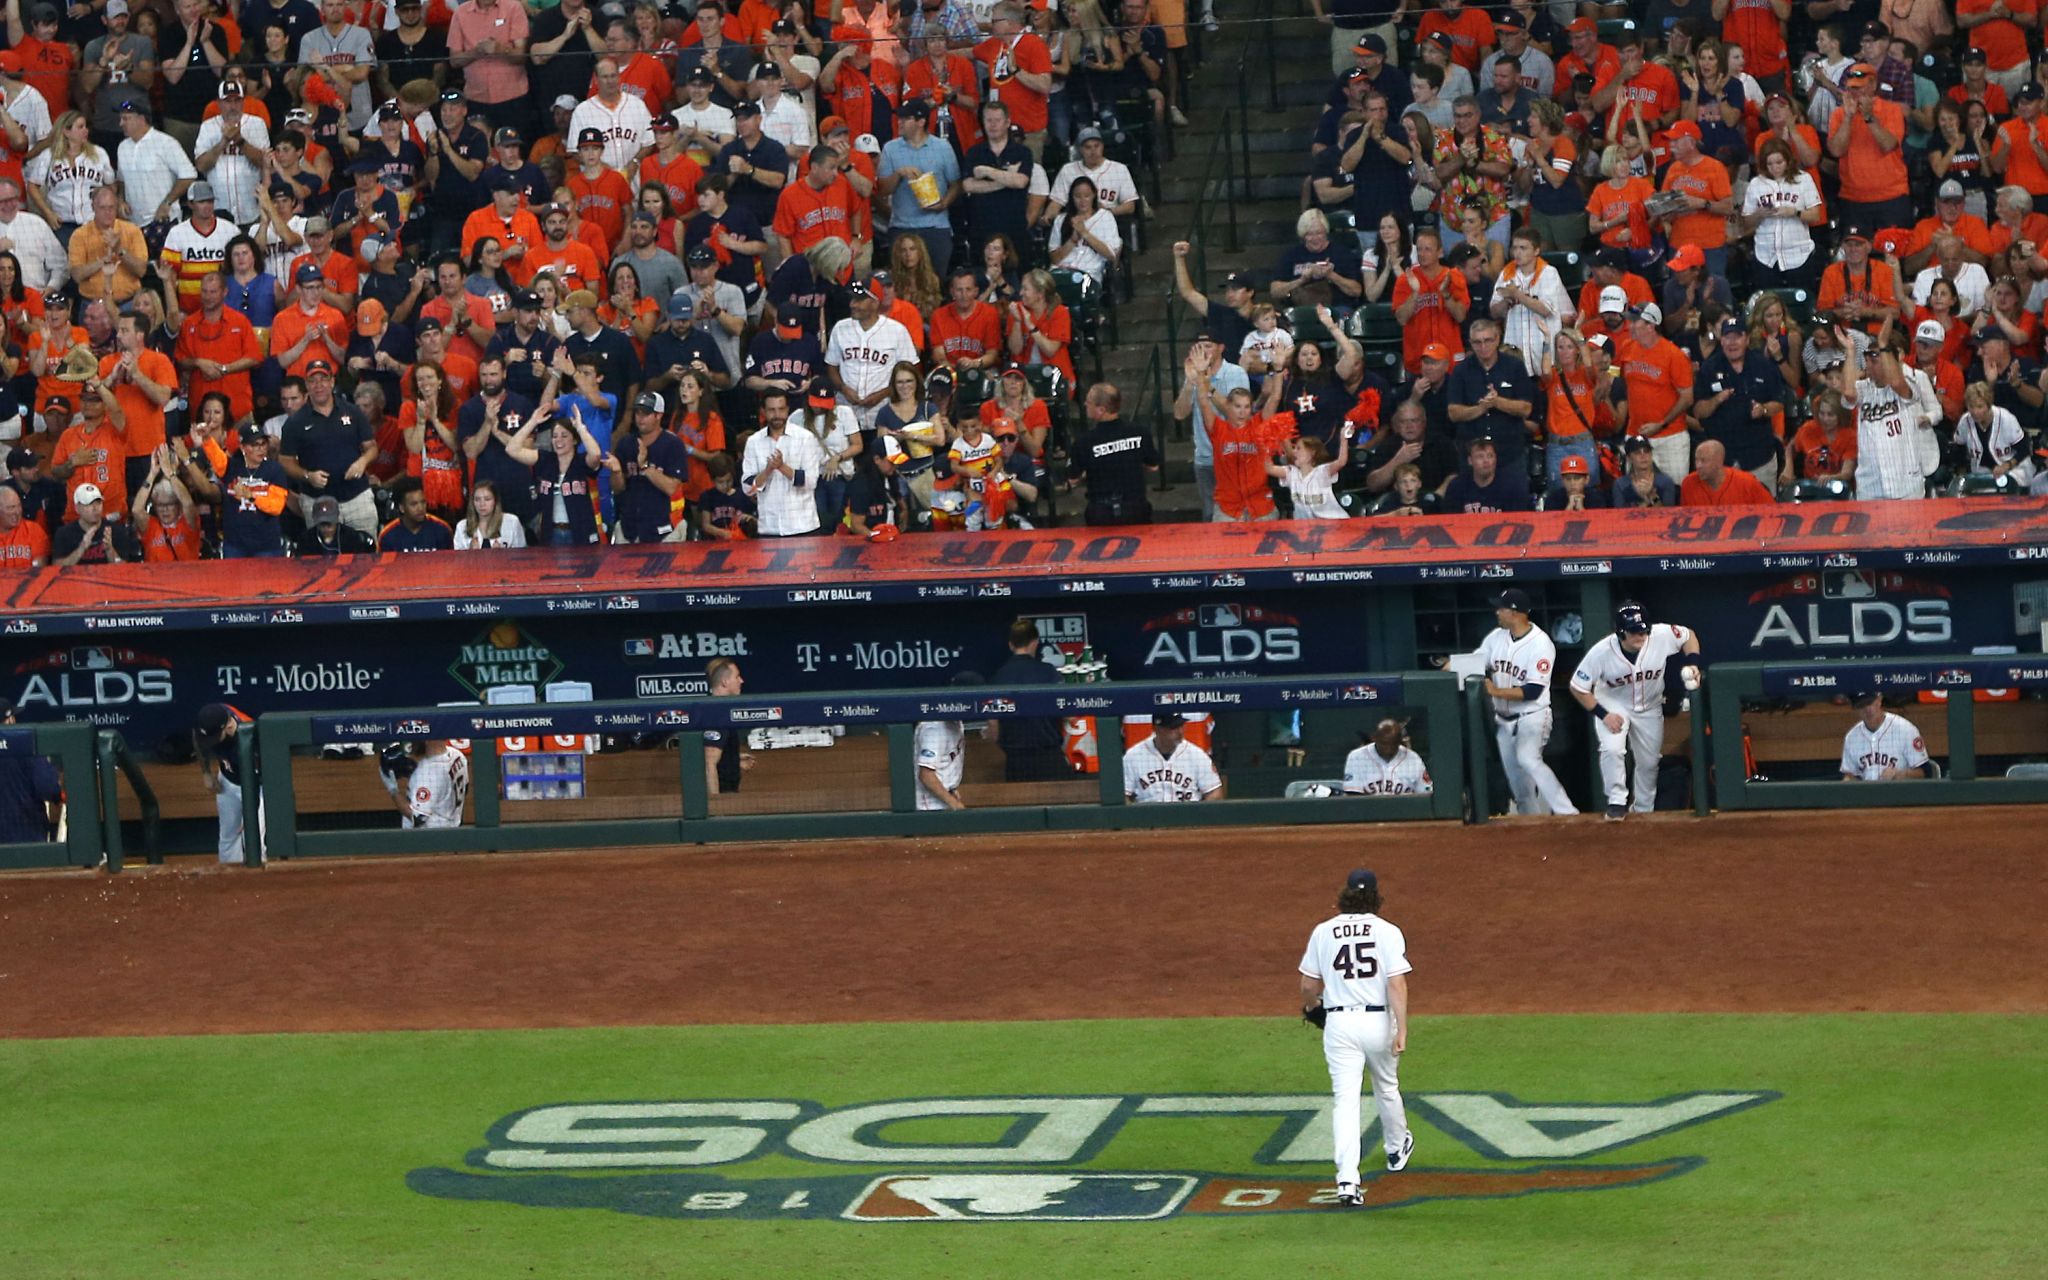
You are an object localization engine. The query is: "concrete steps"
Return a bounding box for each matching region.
[1072,10,1329,519]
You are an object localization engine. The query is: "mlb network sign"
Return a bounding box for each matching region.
[409,1090,1774,1222]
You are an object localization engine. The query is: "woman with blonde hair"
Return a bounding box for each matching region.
[26,112,113,244]
[1746,291,1805,394]
[1586,145,1654,259]
[1541,327,1609,485]
[888,233,944,318]
[454,479,529,548]
[980,361,1051,458]
[1005,268,1077,383]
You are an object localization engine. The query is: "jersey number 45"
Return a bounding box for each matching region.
[1334,941,1378,980]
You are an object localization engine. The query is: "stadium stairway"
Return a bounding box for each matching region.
[1096,7,1329,523]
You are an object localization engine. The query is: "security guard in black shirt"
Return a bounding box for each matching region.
[1064,383,1159,525]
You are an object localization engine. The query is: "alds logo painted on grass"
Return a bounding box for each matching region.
[406,1091,1775,1223]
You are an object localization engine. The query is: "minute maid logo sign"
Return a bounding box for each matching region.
[407,1090,1775,1222]
[449,623,565,698]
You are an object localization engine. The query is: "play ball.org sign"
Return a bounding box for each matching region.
[408,1090,1775,1222]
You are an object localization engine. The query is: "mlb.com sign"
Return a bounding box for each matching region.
[409,1090,1774,1222]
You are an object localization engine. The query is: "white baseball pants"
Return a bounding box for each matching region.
[1323,1008,1408,1187]
[1596,710,1665,813]
[214,779,265,866]
[1497,708,1578,816]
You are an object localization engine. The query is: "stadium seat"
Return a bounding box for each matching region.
[1283,780,1348,798]
[1353,301,1401,342]
[954,367,990,420]
[2005,764,2048,780]
[1291,305,1336,348]
[1598,18,1635,41]
[1050,269,1108,381]
[1542,249,1583,291]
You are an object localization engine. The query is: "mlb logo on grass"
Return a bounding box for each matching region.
[844,1173,1196,1221]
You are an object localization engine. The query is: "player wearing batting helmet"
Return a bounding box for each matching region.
[1299,869,1414,1207]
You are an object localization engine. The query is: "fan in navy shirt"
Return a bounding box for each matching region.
[743,313,825,397]
[485,290,565,403]
[682,183,769,299]
[1446,322,1538,476]
[643,293,734,392]
[613,392,689,543]
[379,479,456,551]
[1441,434,1532,512]
[717,107,792,230]
[457,356,541,523]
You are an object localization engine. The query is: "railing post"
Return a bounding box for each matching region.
[236,726,263,868]
[1947,693,1976,781]
[888,722,918,813]
[94,732,124,873]
[1689,677,1711,816]
[1098,719,1126,807]
[1222,116,1240,253]
[1462,677,1490,824]
[679,730,709,823]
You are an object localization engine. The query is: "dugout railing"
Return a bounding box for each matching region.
[0,721,105,871]
[251,673,1466,862]
[1708,656,2048,810]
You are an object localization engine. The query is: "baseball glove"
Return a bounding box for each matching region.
[1302,1005,1328,1030]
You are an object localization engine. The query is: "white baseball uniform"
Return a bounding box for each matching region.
[1299,912,1412,1188]
[826,314,919,429]
[1848,367,1940,500]
[1122,736,1222,803]
[1570,623,1692,812]
[1840,712,1929,781]
[408,748,471,828]
[1476,622,1578,815]
[914,719,966,810]
[1342,745,1433,796]
[569,95,656,174]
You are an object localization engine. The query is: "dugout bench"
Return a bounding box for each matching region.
[1708,657,2048,810]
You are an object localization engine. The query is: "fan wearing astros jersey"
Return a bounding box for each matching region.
[1840,691,1931,781]
[1342,719,1433,796]
[1122,712,1223,803]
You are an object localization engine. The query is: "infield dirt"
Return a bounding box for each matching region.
[3,808,2044,1039]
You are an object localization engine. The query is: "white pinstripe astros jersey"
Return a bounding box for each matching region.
[1477,623,1557,715]
[1342,745,1433,795]
[1840,713,1929,781]
[1850,368,1940,500]
[1570,624,1693,713]
[1122,737,1221,803]
[408,749,471,828]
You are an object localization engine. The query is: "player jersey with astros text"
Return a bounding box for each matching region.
[826,315,919,401]
[1299,912,1411,1010]
[408,749,471,828]
[1840,712,1929,781]
[1570,623,1692,714]
[1122,737,1222,803]
[1477,623,1557,716]
[1341,745,1433,795]
[914,719,966,810]
[1851,369,1940,500]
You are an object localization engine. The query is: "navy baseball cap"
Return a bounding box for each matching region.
[1616,602,1650,634]
[1345,868,1378,893]
[1849,690,1882,708]
[1490,588,1534,613]
[1153,712,1188,728]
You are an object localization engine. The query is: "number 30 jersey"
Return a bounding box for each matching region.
[1299,913,1411,1011]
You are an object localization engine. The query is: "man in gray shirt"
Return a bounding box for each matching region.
[1477,11,1554,99]
[78,1,159,155]
[680,245,747,379]
[612,211,686,305]
[300,0,378,132]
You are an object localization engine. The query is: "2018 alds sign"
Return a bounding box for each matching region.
[408,1089,1775,1222]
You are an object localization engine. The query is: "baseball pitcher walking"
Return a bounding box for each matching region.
[1569,602,1702,820]
[1299,868,1413,1207]
[1475,588,1578,816]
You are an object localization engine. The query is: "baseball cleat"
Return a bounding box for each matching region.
[1335,1182,1363,1207]
[1604,803,1627,822]
[1387,1132,1414,1172]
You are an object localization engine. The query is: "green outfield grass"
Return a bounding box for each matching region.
[2,1015,2043,1279]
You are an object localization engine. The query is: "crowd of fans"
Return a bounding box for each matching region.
[1182,0,2048,520]
[0,0,1197,567]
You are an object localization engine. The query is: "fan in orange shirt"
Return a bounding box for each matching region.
[461,177,547,286]
[1391,232,1470,374]
[526,203,607,296]
[640,119,707,209]
[1416,0,1495,72]
[568,129,636,255]
[131,452,205,562]
[773,148,863,259]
